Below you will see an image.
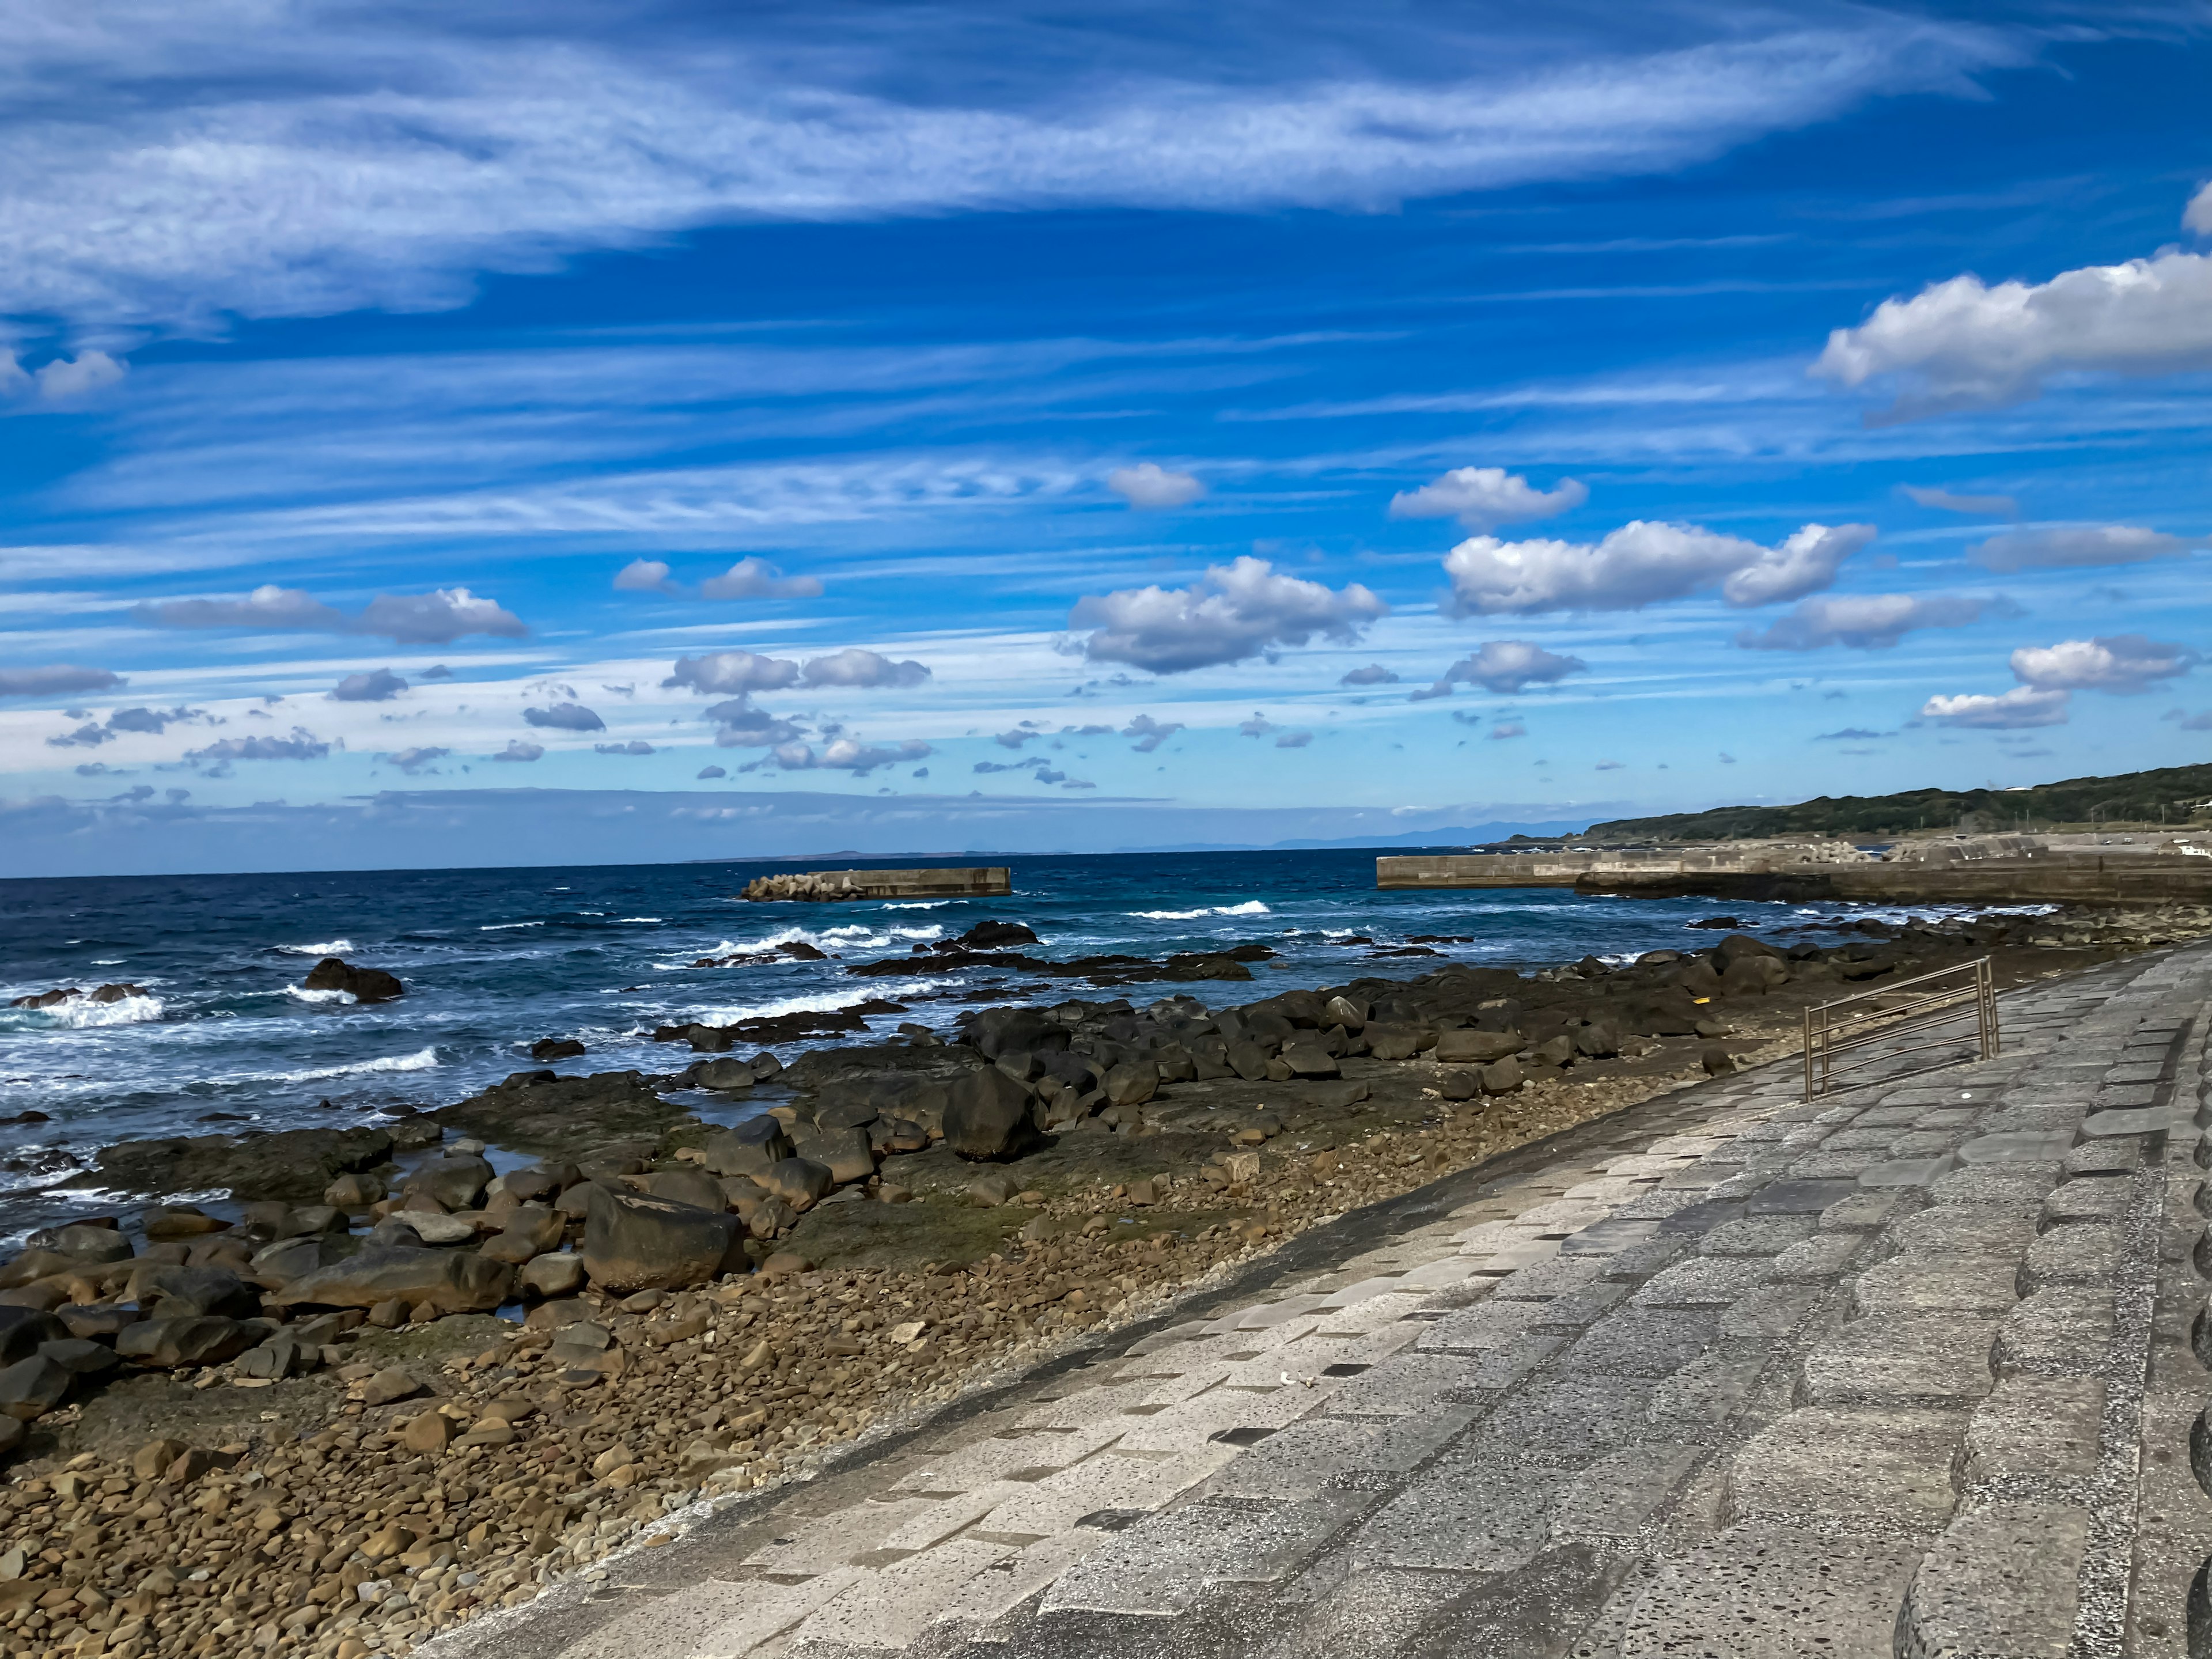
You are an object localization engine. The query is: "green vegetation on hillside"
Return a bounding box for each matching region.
[1585,764,2212,842]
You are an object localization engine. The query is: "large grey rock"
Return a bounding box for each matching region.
[0,1307,67,1365]
[690,1057,756,1090]
[581,1184,745,1292]
[406,1155,495,1211]
[245,1234,359,1289]
[267,1245,513,1313]
[1433,1029,1522,1065]
[642,1168,730,1212]
[1104,1060,1160,1107]
[789,1123,876,1185]
[699,1118,794,1177]
[301,955,404,1002]
[73,1125,395,1203]
[116,1316,255,1369]
[0,1354,71,1420]
[942,1067,1036,1160]
[520,1253,585,1298]
[756,1157,835,1211]
[128,1264,260,1319]
[25,1224,134,1264]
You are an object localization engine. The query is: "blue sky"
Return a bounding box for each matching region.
[3,1,2210,871]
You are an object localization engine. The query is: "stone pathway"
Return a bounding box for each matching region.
[439,944,2212,1659]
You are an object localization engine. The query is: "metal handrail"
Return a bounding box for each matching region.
[1803,956,1997,1100]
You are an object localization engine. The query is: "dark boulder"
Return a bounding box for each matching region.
[405,1155,495,1211]
[128,1265,261,1320]
[530,1037,586,1062]
[116,1316,254,1369]
[581,1185,746,1293]
[267,1245,513,1313]
[1574,1020,1622,1058]
[789,1123,876,1185]
[25,1222,132,1264]
[942,1068,1037,1160]
[71,1126,395,1203]
[0,1308,67,1365]
[0,1354,72,1420]
[699,1118,795,1177]
[433,1069,680,1161]
[37,1337,118,1377]
[688,1057,757,1090]
[141,1205,229,1240]
[755,1157,835,1211]
[246,1234,360,1290]
[641,1168,730,1212]
[1433,1029,1522,1065]
[959,920,1039,950]
[302,956,405,1003]
[1712,933,1785,974]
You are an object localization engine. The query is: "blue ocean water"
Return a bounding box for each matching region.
[0,849,1805,1233]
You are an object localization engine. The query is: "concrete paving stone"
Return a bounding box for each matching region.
[1113,1381,1337,1454]
[1474,1376,1664,1461]
[1549,1441,1703,1543]
[1555,1308,1721,1377]
[739,1499,948,1573]
[1631,1255,1773,1307]
[1326,1340,1560,1413]
[2017,1221,2123,1293]
[1799,1313,2000,1406]
[1510,1200,1618,1234]
[1314,1275,1429,1310]
[1612,1188,1723,1222]
[1851,1105,1927,1128]
[1416,1297,1550,1351]
[1655,1198,1748,1236]
[1850,1253,2022,1316]
[551,1581,767,1659]
[1037,1493,1368,1616]
[1931,1163,2062,1207]
[1747,1178,1862,1214]
[886,1424,1131,1495]
[1488,1255,1612,1300]
[1895,1501,2089,1659]
[930,1530,1107,1631]
[2089,1085,2161,1112]
[974,1447,1240,1537]
[1460,1243,1562,1272]
[1649,1342,1779,1426]
[1957,1131,2076,1165]
[1885,1206,2040,1253]
[1993,1286,2113,1377]
[1724,1406,1967,1526]
[1561,1176,1653,1204]
[1981,1104,2092,1134]
[1963,1374,2105,1485]
[1768,1233,1870,1281]
[1353,1450,1585,1573]
[790,1536,1018,1649]
[1720,1284,1820,1340]
[1449,1221,1528,1253]
[1647,1135,1732,1157]
[1205,1406,1481,1501]
[1821,1188,1913,1230]
[1616,1524,1928,1659]
[1698,1215,1818,1256]
[1657,1167,1738,1191]
[873,1481,1041,1552]
[1556,1217,1665,1256]
[1528,1280,1634,1328]
[690,1568,868,1659]
[1010,1377,1180,1432]
[1233,1294,1334,1330]
[2065,1139,2142,1176]
[1915,1108,1981,1130]
[1823,1126,1913,1152]
[2103,1063,2168,1085]
[2083,1105,2184,1136]
[1886,1130,1964,1159]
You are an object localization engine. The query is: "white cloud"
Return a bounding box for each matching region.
[613,558,674,593]
[1736,592,2004,651]
[1388,467,1585,531]
[132,582,525,643]
[1071,555,1386,672]
[25,351,128,403]
[1106,464,1205,510]
[1902,485,2017,517]
[662,650,802,694]
[1489,721,1527,740]
[1812,240,2212,420]
[1442,520,1872,615]
[699,558,823,600]
[490,739,543,762]
[523,701,605,732]
[697,764,726,778]
[1338,664,1399,687]
[2009,634,2198,695]
[1918,686,2070,729]
[385,745,449,774]
[0,664,123,697]
[1425,639,1588,695]
[1123,714,1183,753]
[770,737,931,775]
[1970,524,2197,573]
[595,739,655,755]
[184,728,331,762]
[329,668,408,702]
[0,7,2009,336]
[1274,729,1313,749]
[800,647,930,690]
[703,695,806,748]
[2190,182,2212,237]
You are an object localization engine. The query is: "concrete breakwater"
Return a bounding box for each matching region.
[1380,832,2212,905]
[739,866,1012,903]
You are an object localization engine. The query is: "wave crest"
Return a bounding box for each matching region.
[276,938,354,956]
[10,993,166,1028]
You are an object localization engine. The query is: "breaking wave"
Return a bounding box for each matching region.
[276,939,354,956]
[1129,900,1272,921]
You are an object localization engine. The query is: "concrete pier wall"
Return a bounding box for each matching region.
[741,866,1012,902]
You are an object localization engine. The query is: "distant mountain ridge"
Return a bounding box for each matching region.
[1586,764,2212,842]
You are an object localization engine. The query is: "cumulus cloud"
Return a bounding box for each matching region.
[2009,634,2198,695]
[1107,464,1204,510]
[994,727,1040,749]
[1416,640,1588,698]
[185,729,332,762]
[523,702,606,732]
[0,664,124,697]
[1389,467,1586,531]
[490,739,543,762]
[696,764,727,778]
[1488,721,1527,740]
[1274,729,1313,748]
[134,583,525,643]
[1071,556,1386,673]
[2167,710,2212,732]
[595,740,656,755]
[1918,687,2070,729]
[1815,727,1892,741]
[1122,714,1184,753]
[1237,714,1278,738]
[770,738,931,775]
[1969,524,2198,573]
[385,745,449,774]
[704,695,807,748]
[800,647,930,689]
[613,558,675,593]
[1902,485,2018,518]
[421,664,454,680]
[2188,183,2212,237]
[1338,664,1399,687]
[1442,521,1873,615]
[10,350,128,403]
[1812,240,2212,421]
[46,705,202,747]
[664,650,802,694]
[1736,592,2007,651]
[700,558,823,600]
[330,668,408,702]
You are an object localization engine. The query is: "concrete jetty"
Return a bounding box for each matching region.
[740,866,1012,902]
[1380,831,2212,906]
[434,941,2212,1659]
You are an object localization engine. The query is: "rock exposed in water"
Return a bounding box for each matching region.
[71,1126,396,1203]
[529,1037,586,1062]
[433,1069,682,1161]
[301,956,405,1003]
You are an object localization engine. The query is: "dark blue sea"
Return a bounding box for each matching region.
[0,849,1828,1241]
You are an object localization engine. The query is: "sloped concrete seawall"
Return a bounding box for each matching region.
[436,940,2212,1659]
[1379,847,2212,906]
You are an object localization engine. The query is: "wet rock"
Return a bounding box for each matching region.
[789,1123,876,1185]
[25,1222,133,1264]
[700,1118,795,1176]
[434,1069,682,1161]
[1104,1059,1160,1107]
[520,1253,585,1298]
[1433,1029,1522,1064]
[581,1184,747,1293]
[324,1172,388,1209]
[642,1168,729,1212]
[960,919,1040,949]
[302,956,405,1002]
[116,1316,254,1369]
[268,1245,514,1313]
[406,1155,495,1211]
[1281,1039,1340,1078]
[688,1057,757,1090]
[756,1158,835,1211]
[530,1037,587,1062]
[73,1125,396,1203]
[129,1265,260,1319]
[942,1067,1037,1160]
[140,1205,230,1240]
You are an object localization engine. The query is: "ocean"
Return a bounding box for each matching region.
[0,849,1805,1240]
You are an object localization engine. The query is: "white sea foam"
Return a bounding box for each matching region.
[1129,900,1272,921]
[259,1046,441,1084]
[277,938,355,955]
[14,993,166,1029]
[286,986,355,1005]
[615,917,662,923]
[481,921,544,931]
[685,979,958,1027]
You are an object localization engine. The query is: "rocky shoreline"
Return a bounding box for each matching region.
[1,900,2206,1659]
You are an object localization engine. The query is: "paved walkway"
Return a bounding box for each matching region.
[442,944,2212,1659]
